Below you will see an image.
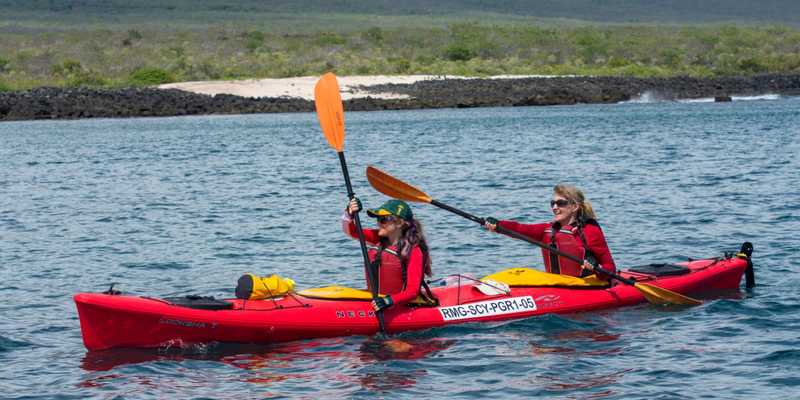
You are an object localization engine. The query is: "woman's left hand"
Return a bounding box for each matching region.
[372,295,393,312]
[581,260,595,272]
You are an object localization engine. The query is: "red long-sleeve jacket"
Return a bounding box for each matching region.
[497,220,616,277]
[343,217,425,307]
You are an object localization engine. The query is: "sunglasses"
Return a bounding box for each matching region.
[377,215,397,224]
[550,199,572,208]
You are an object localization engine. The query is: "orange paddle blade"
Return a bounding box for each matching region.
[314,72,345,152]
[366,165,433,203]
[635,282,702,306]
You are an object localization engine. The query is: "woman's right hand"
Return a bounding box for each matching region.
[347,197,363,216]
[484,217,498,232]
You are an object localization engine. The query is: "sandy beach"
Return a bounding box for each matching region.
[158,75,546,100]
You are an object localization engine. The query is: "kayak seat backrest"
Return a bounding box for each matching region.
[163,295,234,310]
[627,263,690,277]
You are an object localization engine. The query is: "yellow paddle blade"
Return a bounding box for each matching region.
[634,282,702,306]
[366,165,433,203]
[314,72,345,152]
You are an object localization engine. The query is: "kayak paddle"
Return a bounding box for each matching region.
[366,165,702,306]
[314,73,387,334]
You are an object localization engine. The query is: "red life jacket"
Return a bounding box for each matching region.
[366,245,406,295]
[541,223,593,278]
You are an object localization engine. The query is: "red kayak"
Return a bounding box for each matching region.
[75,246,753,351]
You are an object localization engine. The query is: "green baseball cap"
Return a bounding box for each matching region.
[367,199,414,221]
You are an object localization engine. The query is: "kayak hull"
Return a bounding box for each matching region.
[75,255,749,351]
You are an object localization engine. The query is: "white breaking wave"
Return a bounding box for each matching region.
[621,91,665,103]
[623,91,784,104]
[732,94,781,101]
[679,97,715,103]
[679,94,783,103]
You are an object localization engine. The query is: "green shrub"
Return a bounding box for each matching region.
[3,23,800,88]
[245,30,265,52]
[195,61,221,80]
[444,44,475,61]
[355,64,373,75]
[574,29,610,64]
[659,48,684,68]
[388,57,411,73]
[737,57,768,74]
[606,56,630,68]
[316,33,346,46]
[51,59,83,76]
[127,29,143,41]
[128,67,174,86]
[414,54,436,66]
[49,59,107,87]
[123,29,143,46]
[363,27,384,44]
[65,71,107,87]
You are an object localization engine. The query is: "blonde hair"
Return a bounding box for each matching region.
[553,183,597,221]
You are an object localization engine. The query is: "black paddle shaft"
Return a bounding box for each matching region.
[338,152,387,333]
[430,199,484,224]
[429,199,582,262]
[428,199,624,282]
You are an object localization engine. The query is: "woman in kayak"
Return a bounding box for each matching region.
[343,198,433,312]
[484,183,616,279]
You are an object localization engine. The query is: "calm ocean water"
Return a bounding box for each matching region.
[1,97,798,399]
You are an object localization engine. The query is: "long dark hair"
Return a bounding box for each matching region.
[391,218,432,277]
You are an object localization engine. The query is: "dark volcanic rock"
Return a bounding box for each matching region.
[1,74,799,121]
[359,74,800,109]
[0,87,314,121]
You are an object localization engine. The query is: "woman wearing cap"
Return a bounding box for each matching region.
[484,184,616,280]
[342,198,433,312]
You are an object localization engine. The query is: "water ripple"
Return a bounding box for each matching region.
[0,335,34,353]
[121,262,192,270]
[0,101,798,399]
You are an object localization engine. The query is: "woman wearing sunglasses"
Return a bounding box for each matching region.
[484,184,616,280]
[342,198,433,312]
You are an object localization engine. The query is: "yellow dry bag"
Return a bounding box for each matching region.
[235,273,295,300]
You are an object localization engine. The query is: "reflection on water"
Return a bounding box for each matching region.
[538,369,632,397]
[3,99,796,399]
[81,343,320,373]
[356,338,455,391]
[525,327,629,398]
[691,288,744,301]
[79,336,455,392]
[549,330,620,342]
[359,337,455,361]
[81,337,455,372]
[530,328,622,356]
[359,370,428,391]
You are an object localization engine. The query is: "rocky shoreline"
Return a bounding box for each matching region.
[2,74,799,121]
